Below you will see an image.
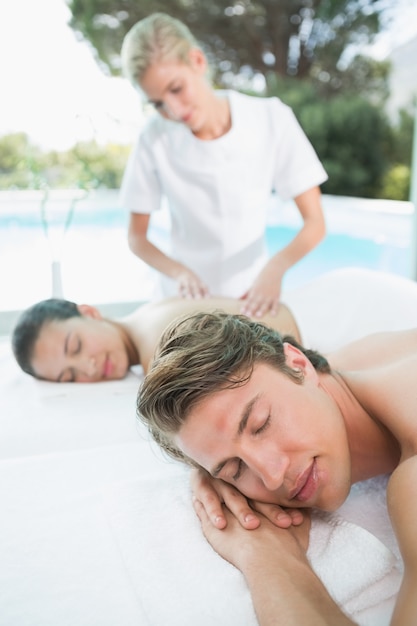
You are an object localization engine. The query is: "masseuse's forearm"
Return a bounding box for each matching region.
[273,186,326,273]
[243,555,356,626]
[129,234,189,280]
[270,216,325,275]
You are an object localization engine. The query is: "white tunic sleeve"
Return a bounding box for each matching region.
[265,97,328,199]
[119,122,162,215]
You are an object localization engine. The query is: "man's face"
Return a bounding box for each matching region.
[176,357,352,512]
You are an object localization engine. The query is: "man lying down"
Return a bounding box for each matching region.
[138,310,417,625]
[12,266,417,624]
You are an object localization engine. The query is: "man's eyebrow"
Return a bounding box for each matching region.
[211,394,260,478]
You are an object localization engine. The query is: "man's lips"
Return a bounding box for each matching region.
[289,459,318,503]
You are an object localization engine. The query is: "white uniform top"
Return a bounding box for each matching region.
[120,90,328,297]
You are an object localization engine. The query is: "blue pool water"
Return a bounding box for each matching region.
[0,193,414,311]
[266,225,411,287]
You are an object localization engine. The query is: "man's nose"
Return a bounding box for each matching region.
[244,447,288,492]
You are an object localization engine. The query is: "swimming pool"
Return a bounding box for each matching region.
[0,190,414,312]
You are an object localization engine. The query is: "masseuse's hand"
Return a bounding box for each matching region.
[190,468,304,530]
[240,261,283,318]
[175,266,209,299]
[193,497,311,572]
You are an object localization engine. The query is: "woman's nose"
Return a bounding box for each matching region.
[162,97,183,121]
[75,355,97,380]
[86,357,97,377]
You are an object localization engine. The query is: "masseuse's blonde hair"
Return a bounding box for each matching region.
[121,12,200,86]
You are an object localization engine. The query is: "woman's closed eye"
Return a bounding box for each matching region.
[71,337,81,355]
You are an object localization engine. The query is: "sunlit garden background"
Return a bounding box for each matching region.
[1,0,416,323]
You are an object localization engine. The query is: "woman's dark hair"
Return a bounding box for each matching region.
[12,298,80,377]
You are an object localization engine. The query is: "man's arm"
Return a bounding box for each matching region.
[194,500,355,626]
[387,456,417,625]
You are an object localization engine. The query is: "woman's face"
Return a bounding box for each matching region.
[139,49,212,133]
[31,314,130,383]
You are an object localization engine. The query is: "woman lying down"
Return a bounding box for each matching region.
[11,266,417,624]
[11,267,417,383]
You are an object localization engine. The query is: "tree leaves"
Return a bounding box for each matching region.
[68,0,388,88]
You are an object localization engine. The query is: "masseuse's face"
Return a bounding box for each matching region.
[31,310,130,382]
[140,49,211,133]
[176,346,352,512]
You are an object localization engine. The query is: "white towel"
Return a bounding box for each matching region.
[104,472,402,626]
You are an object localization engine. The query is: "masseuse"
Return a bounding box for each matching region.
[12,268,417,383]
[120,12,327,316]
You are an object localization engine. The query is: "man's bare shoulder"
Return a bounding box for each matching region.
[328,328,417,372]
[331,330,417,454]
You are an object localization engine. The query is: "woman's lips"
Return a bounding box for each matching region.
[181,110,194,124]
[103,356,113,379]
[290,459,318,503]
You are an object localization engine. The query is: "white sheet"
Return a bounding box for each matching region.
[0,287,405,626]
[104,473,401,626]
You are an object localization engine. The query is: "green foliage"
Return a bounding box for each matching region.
[268,78,393,198]
[0,134,130,191]
[379,164,411,201]
[0,89,409,200]
[310,54,391,102]
[389,107,414,165]
[376,106,414,199]
[318,97,392,197]
[68,0,387,87]
[0,133,48,189]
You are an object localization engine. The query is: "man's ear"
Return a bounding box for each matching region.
[283,341,318,381]
[77,304,102,320]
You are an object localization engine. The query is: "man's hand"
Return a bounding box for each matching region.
[190,467,304,530]
[193,497,311,571]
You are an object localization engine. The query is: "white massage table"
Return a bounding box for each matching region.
[0,331,403,626]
